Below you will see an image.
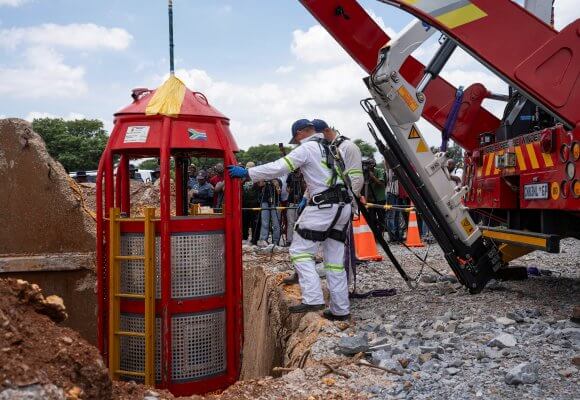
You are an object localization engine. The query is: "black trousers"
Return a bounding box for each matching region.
[367,200,386,233]
[242,209,260,244]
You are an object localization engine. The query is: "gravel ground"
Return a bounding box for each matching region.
[247,238,579,399]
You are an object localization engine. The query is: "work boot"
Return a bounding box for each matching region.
[282,272,299,285]
[322,309,350,321]
[288,303,325,314]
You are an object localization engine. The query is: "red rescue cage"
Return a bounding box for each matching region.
[96,76,242,396]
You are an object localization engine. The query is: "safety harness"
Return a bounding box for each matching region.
[295,137,352,243]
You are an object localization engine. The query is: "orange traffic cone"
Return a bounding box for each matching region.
[405,209,424,248]
[353,214,383,261]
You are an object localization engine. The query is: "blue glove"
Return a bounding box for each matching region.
[227,165,248,179]
[297,197,307,214]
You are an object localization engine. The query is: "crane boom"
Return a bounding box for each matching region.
[299,0,500,151]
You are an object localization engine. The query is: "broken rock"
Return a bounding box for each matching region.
[505,362,539,385]
[487,333,517,348]
[338,333,369,356]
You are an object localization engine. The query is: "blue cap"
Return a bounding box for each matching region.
[290,119,314,144]
[312,119,329,133]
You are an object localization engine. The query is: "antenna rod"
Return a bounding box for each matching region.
[168,0,175,75]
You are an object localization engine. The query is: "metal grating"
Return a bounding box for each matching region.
[171,232,225,299]
[171,310,226,381]
[119,314,162,382]
[120,234,161,298]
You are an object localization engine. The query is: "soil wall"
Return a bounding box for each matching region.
[0,118,95,255]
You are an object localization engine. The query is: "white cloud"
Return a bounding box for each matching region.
[0,23,132,50]
[0,47,86,98]
[25,111,86,121]
[0,23,132,99]
[165,61,371,150]
[0,0,29,7]
[554,0,577,30]
[291,24,348,64]
[275,65,295,74]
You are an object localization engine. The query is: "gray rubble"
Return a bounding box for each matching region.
[247,237,579,399]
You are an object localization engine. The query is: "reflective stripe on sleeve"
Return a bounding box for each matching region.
[346,168,363,177]
[283,156,296,172]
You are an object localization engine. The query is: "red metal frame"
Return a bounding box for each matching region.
[96,86,242,396]
[299,0,501,151]
[386,0,579,128]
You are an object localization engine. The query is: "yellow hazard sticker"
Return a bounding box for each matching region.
[408,125,420,139]
[550,181,560,200]
[416,139,429,153]
[460,217,475,236]
[398,86,419,112]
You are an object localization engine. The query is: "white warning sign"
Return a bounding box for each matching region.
[124,126,150,143]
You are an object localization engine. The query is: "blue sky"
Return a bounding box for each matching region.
[0,0,577,150]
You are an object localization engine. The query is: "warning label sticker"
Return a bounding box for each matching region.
[124,126,150,143]
[397,86,419,112]
[416,139,429,153]
[408,126,420,139]
[460,217,475,236]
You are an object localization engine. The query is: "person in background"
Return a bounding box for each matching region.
[385,161,402,242]
[242,162,261,245]
[212,163,225,208]
[257,178,282,247]
[363,158,386,233]
[187,164,197,189]
[279,172,289,244]
[446,159,462,185]
[285,170,305,246]
[189,171,214,207]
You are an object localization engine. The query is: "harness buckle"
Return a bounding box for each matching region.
[311,193,324,205]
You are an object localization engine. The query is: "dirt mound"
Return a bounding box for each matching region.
[78,180,176,217]
[0,278,111,399]
[0,119,95,255]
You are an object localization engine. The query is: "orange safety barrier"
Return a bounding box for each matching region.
[353,213,383,261]
[405,209,424,248]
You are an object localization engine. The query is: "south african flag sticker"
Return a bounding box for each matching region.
[188,128,207,141]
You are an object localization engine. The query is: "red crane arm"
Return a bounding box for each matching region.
[383,0,579,129]
[299,0,501,151]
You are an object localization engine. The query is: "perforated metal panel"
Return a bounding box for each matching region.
[171,232,225,299]
[119,314,162,382]
[120,234,161,298]
[171,310,226,381]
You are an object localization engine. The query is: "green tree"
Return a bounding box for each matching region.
[138,159,159,170]
[32,118,108,172]
[445,144,464,168]
[236,144,291,165]
[353,139,377,158]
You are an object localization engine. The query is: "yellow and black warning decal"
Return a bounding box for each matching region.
[408,125,421,139]
[401,0,488,30]
[460,217,475,235]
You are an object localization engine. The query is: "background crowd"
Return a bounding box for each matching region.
[240,155,461,247]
